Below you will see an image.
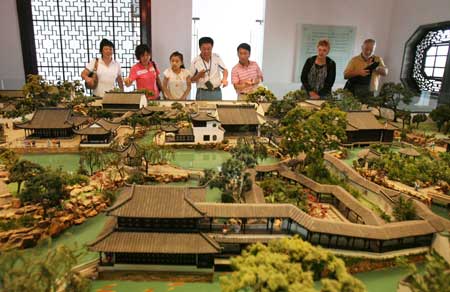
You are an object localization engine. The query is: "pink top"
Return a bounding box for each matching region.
[129,62,160,99]
[231,61,263,94]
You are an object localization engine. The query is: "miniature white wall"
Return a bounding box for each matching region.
[139,95,148,109]
[192,121,224,144]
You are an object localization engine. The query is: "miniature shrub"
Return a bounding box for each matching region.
[126,172,145,185]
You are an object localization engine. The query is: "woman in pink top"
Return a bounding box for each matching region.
[125,44,162,100]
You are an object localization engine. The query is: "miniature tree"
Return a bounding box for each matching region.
[412,113,427,129]
[127,114,149,135]
[0,148,19,170]
[230,137,268,168]
[260,120,280,145]
[79,149,103,176]
[19,168,68,217]
[407,252,450,292]
[221,236,366,292]
[126,172,146,184]
[210,158,252,203]
[267,98,297,119]
[393,196,417,221]
[378,82,414,122]
[430,104,450,133]
[87,107,113,120]
[280,104,347,169]
[139,142,174,174]
[329,89,362,111]
[11,75,85,118]
[283,89,308,102]
[9,160,44,194]
[103,151,125,180]
[245,86,276,103]
[0,243,91,292]
[397,110,412,129]
[260,177,307,211]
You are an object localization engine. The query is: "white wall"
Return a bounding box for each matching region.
[0,0,24,89]
[262,0,395,86]
[386,0,450,83]
[192,121,224,144]
[152,0,192,75]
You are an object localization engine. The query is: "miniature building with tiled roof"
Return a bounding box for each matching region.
[74,118,120,146]
[14,107,89,138]
[102,92,147,114]
[89,185,220,268]
[190,111,224,144]
[345,111,397,145]
[216,104,261,136]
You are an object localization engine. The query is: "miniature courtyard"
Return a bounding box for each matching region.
[0,80,449,292]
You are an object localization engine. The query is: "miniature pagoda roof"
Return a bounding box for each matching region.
[160,124,193,136]
[190,111,218,122]
[399,148,421,157]
[216,104,260,125]
[117,139,141,158]
[14,108,88,129]
[74,119,120,135]
[160,124,179,132]
[177,127,194,136]
[106,185,206,218]
[102,92,145,105]
[346,111,397,131]
[258,102,272,113]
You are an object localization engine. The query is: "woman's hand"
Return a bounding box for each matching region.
[124,77,132,87]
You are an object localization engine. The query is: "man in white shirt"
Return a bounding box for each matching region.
[81,38,123,98]
[190,37,228,101]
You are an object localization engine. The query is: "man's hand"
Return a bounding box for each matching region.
[196,70,207,79]
[221,79,228,87]
[244,79,253,86]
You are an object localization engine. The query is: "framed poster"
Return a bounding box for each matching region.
[295,24,356,86]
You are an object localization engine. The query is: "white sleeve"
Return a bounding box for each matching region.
[215,54,227,71]
[116,61,122,77]
[183,68,191,77]
[163,68,170,78]
[85,59,96,71]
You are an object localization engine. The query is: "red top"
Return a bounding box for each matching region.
[129,62,160,99]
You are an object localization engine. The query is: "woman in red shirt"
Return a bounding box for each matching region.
[125,44,162,99]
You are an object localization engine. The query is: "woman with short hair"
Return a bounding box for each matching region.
[300,39,336,99]
[125,44,162,100]
[81,38,123,97]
